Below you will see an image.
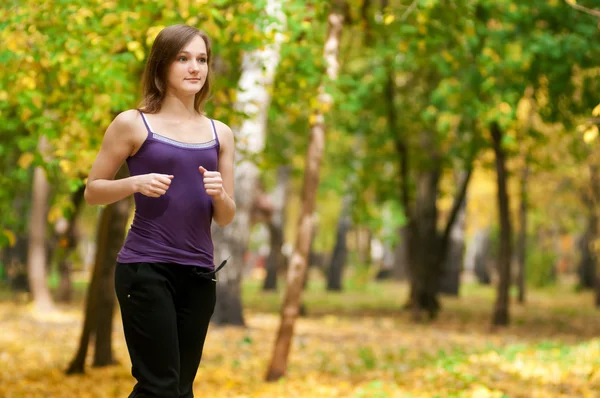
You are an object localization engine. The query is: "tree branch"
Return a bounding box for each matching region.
[439,166,473,257]
[400,0,419,22]
[566,0,600,18]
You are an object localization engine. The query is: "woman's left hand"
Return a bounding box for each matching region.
[199,166,226,201]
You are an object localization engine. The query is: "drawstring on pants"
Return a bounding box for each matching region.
[190,258,229,282]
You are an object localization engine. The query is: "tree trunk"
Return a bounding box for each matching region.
[54,185,86,303]
[578,230,596,289]
[516,161,529,304]
[470,229,492,284]
[392,226,410,280]
[27,137,54,312]
[66,166,131,374]
[439,174,467,296]
[263,165,291,291]
[491,122,513,326]
[211,0,285,325]
[408,162,441,321]
[578,163,598,290]
[407,159,472,320]
[589,163,600,308]
[94,190,130,366]
[266,4,344,382]
[327,195,351,291]
[264,223,283,291]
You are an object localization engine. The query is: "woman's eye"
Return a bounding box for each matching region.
[199,57,207,63]
[178,56,187,62]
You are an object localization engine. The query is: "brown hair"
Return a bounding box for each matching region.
[139,24,212,114]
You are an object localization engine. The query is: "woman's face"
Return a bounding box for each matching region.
[167,35,208,97]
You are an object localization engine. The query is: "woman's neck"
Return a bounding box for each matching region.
[160,93,198,118]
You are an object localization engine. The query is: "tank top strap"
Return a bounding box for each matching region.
[210,119,219,145]
[138,110,153,136]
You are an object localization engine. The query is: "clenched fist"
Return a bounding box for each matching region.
[199,166,225,200]
[134,173,174,198]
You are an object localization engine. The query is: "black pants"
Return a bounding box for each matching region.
[115,262,216,398]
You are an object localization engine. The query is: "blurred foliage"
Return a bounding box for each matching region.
[527,245,558,288]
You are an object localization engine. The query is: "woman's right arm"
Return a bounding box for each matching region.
[84,110,173,206]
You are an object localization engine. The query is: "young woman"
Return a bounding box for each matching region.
[84,24,235,398]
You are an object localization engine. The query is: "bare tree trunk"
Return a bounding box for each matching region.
[578,230,596,289]
[67,166,130,374]
[578,166,598,290]
[470,229,492,284]
[94,190,130,366]
[439,173,467,296]
[27,136,54,312]
[408,161,441,321]
[54,185,86,303]
[491,122,513,326]
[407,143,472,320]
[590,164,600,308]
[263,165,291,291]
[266,4,344,381]
[211,0,285,325]
[392,226,409,280]
[327,194,351,291]
[517,161,529,304]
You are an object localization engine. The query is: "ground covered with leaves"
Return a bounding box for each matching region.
[1,280,599,397]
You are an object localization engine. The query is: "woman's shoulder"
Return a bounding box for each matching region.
[104,109,147,147]
[207,117,234,143]
[112,109,143,129]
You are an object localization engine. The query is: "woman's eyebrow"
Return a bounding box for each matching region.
[178,51,207,56]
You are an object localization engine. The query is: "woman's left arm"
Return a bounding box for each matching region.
[199,121,236,226]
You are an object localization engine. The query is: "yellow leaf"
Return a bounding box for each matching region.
[59,159,71,174]
[18,152,34,169]
[102,1,117,9]
[0,91,7,101]
[592,103,600,117]
[94,94,111,107]
[21,108,32,122]
[127,40,141,52]
[498,102,512,114]
[146,26,165,46]
[3,229,16,247]
[101,13,119,27]
[32,95,42,109]
[565,0,576,4]
[583,125,599,144]
[48,206,63,224]
[134,49,145,62]
[384,14,395,25]
[21,76,36,90]
[58,71,69,87]
[7,38,19,52]
[441,50,453,62]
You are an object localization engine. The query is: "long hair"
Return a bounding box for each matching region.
[139,24,212,114]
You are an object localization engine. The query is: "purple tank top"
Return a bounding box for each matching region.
[117,110,220,270]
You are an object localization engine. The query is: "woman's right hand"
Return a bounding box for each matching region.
[134,174,174,197]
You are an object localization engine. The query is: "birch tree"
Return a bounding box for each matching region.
[211,0,286,325]
[266,0,345,381]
